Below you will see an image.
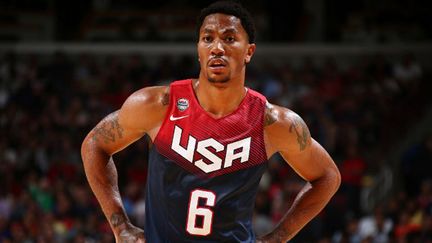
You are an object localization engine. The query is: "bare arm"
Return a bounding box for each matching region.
[259,103,341,242]
[81,86,169,241]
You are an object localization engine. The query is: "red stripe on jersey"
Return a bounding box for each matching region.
[154,79,267,178]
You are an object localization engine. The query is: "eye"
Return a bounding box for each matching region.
[225,36,235,42]
[202,36,213,42]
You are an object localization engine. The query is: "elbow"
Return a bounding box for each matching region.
[331,166,342,194]
[81,131,95,154]
[310,166,341,195]
[314,167,340,197]
[81,132,109,166]
[81,134,93,165]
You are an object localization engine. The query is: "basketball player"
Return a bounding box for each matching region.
[81,1,341,242]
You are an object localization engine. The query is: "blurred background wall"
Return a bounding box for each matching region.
[0,0,431,242]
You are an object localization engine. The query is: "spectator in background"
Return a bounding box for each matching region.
[358,206,393,243]
[393,53,423,96]
[340,143,367,216]
[401,134,432,197]
[332,217,362,243]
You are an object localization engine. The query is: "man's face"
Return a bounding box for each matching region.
[197,13,255,84]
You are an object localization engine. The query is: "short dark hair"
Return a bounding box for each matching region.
[196,1,256,43]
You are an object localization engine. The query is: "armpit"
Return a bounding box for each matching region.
[161,87,170,106]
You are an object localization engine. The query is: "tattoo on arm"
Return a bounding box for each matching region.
[92,112,124,144]
[110,212,127,228]
[265,111,277,126]
[264,103,277,126]
[289,115,311,151]
[112,212,145,242]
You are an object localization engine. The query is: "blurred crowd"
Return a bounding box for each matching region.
[0,50,431,242]
[1,0,431,43]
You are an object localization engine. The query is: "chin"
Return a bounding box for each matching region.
[207,73,230,84]
[208,77,229,83]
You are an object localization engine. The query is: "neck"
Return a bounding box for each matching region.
[193,77,247,118]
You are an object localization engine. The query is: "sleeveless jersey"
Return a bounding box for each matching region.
[145,79,268,242]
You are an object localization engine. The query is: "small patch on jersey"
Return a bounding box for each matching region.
[177,98,189,111]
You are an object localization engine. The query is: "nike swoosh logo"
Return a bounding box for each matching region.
[169,114,189,121]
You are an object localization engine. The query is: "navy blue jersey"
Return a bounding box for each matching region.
[144,79,268,242]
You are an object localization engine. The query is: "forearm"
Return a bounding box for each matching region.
[271,171,340,241]
[81,141,130,234]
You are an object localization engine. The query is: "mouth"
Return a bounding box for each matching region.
[208,58,227,72]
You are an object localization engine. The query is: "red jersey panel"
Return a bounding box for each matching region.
[154,79,267,178]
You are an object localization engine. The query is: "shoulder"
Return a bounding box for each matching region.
[264,102,312,154]
[118,86,170,132]
[264,102,304,128]
[123,86,169,108]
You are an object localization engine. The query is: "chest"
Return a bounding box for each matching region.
[154,100,267,177]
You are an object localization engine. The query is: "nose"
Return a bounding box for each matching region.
[210,40,225,56]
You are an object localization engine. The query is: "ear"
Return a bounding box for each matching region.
[197,42,201,62]
[245,43,256,64]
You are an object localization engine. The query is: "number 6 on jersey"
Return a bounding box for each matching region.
[186,189,216,236]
